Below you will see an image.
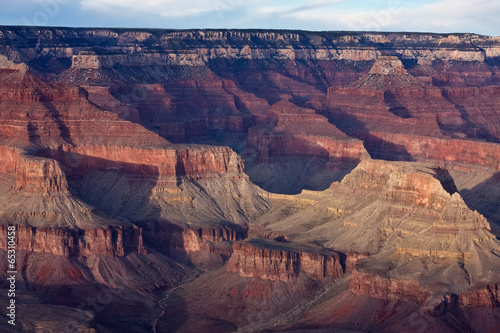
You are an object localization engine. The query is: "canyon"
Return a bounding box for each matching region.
[0,27,499,332]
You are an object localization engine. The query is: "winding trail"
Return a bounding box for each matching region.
[152,285,182,333]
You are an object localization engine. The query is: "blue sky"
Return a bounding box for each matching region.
[1,0,499,36]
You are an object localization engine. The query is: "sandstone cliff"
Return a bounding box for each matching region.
[0,224,145,257]
[227,239,344,281]
[2,28,500,68]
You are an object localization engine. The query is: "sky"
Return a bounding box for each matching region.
[1,0,499,36]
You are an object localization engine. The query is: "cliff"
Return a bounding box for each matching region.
[2,28,500,68]
[0,224,146,257]
[245,100,367,164]
[0,62,168,148]
[227,239,344,281]
[349,267,429,303]
[319,56,500,167]
[139,220,247,258]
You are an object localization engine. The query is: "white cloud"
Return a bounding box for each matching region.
[6,0,499,36]
[255,0,346,15]
[284,0,500,35]
[79,0,226,18]
[79,0,347,20]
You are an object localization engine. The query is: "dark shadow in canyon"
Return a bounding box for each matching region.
[242,130,360,195]
[441,89,500,143]
[384,91,413,119]
[459,172,500,239]
[324,112,416,162]
[42,101,75,146]
[27,121,41,145]
[31,148,192,332]
[433,167,459,195]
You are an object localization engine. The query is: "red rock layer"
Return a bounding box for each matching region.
[369,132,500,170]
[0,224,146,257]
[319,56,500,168]
[246,100,367,166]
[102,70,269,142]
[323,57,463,135]
[41,144,245,182]
[459,284,500,307]
[0,145,67,194]
[84,85,141,123]
[138,220,247,265]
[0,66,167,148]
[227,240,344,281]
[349,268,429,303]
[443,86,500,140]
[350,269,500,310]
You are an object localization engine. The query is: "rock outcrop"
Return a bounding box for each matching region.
[258,159,500,315]
[0,224,146,257]
[349,267,429,303]
[319,56,500,168]
[227,239,344,281]
[0,63,167,148]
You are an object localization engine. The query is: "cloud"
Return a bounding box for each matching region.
[283,0,500,35]
[79,0,347,20]
[79,0,227,18]
[3,0,499,36]
[256,0,346,16]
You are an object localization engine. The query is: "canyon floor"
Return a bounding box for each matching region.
[0,27,500,332]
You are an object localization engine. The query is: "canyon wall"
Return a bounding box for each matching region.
[349,268,429,303]
[227,239,344,281]
[2,28,500,67]
[0,224,146,257]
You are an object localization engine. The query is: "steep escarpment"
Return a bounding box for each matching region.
[317,56,500,167]
[349,267,429,303]
[244,100,368,193]
[2,28,500,69]
[0,224,145,257]
[227,239,344,281]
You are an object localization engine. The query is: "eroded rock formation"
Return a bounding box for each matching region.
[227,239,344,281]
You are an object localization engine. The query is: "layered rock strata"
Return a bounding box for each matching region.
[319,56,500,167]
[227,239,344,281]
[0,224,146,257]
[3,28,500,66]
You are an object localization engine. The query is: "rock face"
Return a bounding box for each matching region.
[244,100,368,193]
[317,56,500,168]
[0,224,146,257]
[0,64,167,148]
[227,239,344,281]
[246,100,367,164]
[349,267,429,303]
[368,56,408,76]
[139,220,247,259]
[3,28,500,65]
[459,284,500,307]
